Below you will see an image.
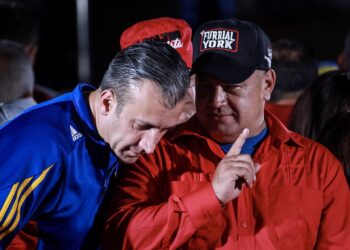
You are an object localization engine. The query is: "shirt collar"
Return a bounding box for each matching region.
[264,109,304,149]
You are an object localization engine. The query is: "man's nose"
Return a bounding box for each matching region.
[138,129,163,154]
[213,85,227,107]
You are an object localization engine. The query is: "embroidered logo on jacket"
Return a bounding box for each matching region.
[200,29,238,52]
[70,125,82,141]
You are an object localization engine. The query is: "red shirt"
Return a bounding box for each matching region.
[103,110,350,250]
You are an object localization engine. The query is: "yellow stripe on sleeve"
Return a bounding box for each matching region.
[0,177,33,231]
[0,165,53,240]
[0,183,19,222]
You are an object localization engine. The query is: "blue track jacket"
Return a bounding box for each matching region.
[0,84,119,249]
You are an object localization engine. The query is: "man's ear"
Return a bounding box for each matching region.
[263,69,276,101]
[99,89,117,115]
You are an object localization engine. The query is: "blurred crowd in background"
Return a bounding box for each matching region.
[0,0,350,92]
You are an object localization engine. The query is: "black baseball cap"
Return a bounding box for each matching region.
[191,18,272,84]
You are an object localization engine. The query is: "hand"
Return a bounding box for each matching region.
[212,128,261,205]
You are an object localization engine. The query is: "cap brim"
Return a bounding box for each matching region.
[191,53,255,84]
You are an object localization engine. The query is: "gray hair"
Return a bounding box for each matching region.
[100,41,189,112]
[0,40,34,103]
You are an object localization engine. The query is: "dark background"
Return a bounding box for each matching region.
[11,0,350,92]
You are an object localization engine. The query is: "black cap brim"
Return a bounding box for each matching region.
[191,53,255,84]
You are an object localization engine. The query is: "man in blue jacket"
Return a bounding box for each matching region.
[0,41,190,249]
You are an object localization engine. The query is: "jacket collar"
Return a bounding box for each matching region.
[72,83,108,147]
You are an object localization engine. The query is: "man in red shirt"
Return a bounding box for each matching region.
[103,18,350,249]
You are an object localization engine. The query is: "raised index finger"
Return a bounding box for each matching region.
[226,128,249,156]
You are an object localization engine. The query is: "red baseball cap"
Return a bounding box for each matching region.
[120,17,193,68]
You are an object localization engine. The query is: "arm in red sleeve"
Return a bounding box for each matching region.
[102,145,223,250]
